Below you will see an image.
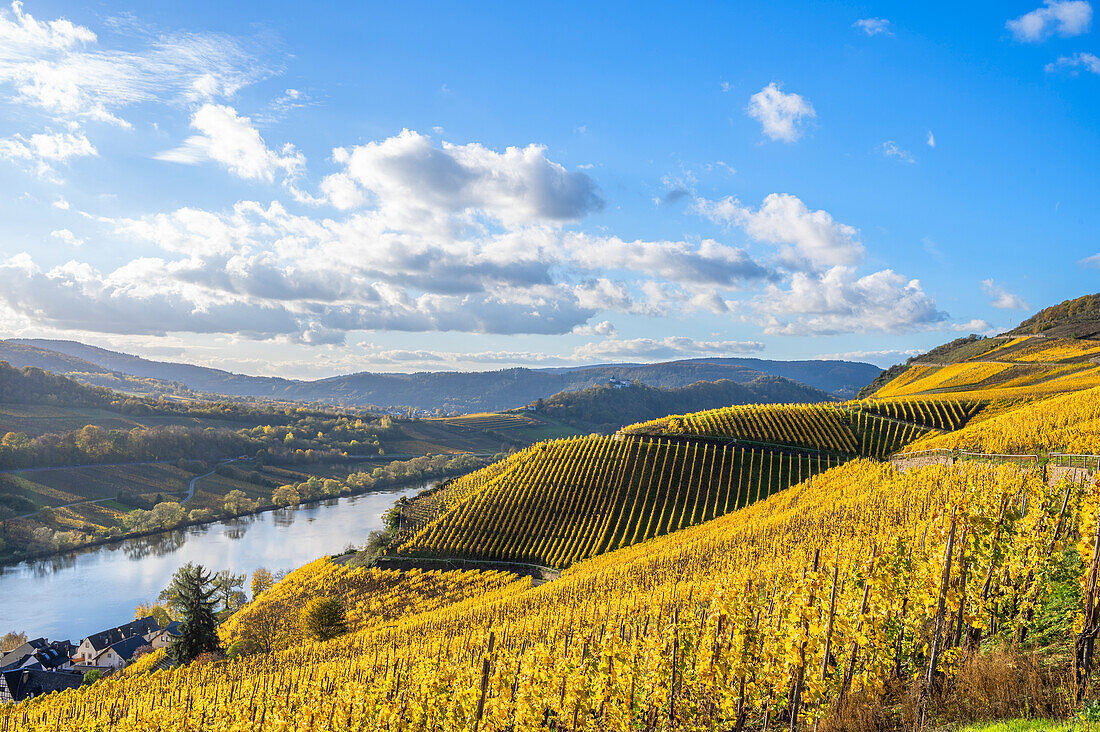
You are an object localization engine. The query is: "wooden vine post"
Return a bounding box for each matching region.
[789,549,821,732]
[474,631,495,731]
[1076,508,1100,702]
[922,507,958,724]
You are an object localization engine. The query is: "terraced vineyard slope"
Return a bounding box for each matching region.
[621,400,970,458]
[7,457,1084,732]
[395,434,844,567]
[393,397,985,568]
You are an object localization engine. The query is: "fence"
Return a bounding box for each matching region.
[1049,453,1100,471]
[890,448,1039,472]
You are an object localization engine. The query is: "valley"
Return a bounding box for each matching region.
[5,294,1100,731]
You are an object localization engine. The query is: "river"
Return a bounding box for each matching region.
[0,483,425,642]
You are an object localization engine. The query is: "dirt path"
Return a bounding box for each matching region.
[8,458,240,521]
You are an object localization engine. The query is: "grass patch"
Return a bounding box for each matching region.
[953,721,1080,731]
[0,403,252,437]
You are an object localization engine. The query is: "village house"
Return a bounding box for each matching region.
[0,638,75,673]
[72,617,161,668]
[0,668,84,703]
[144,621,181,651]
[83,636,149,670]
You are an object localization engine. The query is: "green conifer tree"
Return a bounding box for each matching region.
[166,563,221,664]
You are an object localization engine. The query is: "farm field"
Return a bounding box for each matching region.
[428,411,583,442]
[0,403,254,437]
[1,462,192,513]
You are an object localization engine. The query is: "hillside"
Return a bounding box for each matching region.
[9,454,1081,731]
[8,332,1100,728]
[389,396,988,568]
[523,375,832,433]
[862,293,1100,400]
[1007,292,1100,338]
[5,338,880,410]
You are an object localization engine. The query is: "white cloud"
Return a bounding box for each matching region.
[318,129,603,228]
[981,279,1030,309]
[951,318,996,333]
[571,336,764,362]
[156,104,304,183]
[565,232,769,286]
[572,320,617,337]
[695,193,864,271]
[1046,52,1100,74]
[258,87,312,122]
[881,140,916,163]
[854,18,893,36]
[0,129,95,177]
[755,267,946,335]
[746,83,816,143]
[50,228,83,246]
[52,195,69,209]
[1008,1,1092,41]
[815,348,921,367]
[0,3,272,128]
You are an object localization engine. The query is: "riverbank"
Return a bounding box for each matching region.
[0,482,430,640]
[0,453,495,568]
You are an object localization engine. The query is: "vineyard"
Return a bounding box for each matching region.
[395,434,846,567]
[220,558,528,645]
[904,384,1100,455]
[4,457,1092,731]
[8,311,1100,728]
[432,413,538,431]
[622,401,944,459]
[856,398,985,431]
[870,335,1100,401]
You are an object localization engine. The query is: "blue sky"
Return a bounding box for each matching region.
[0,0,1097,378]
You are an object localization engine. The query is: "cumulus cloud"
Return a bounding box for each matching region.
[1046,52,1100,74]
[318,129,604,228]
[755,267,946,335]
[951,318,996,333]
[695,193,864,271]
[50,228,83,246]
[926,131,936,148]
[854,18,893,36]
[571,336,764,362]
[156,104,304,183]
[565,233,769,286]
[981,279,1030,309]
[572,320,617,337]
[881,140,916,163]
[1007,0,1092,41]
[746,83,815,142]
[0,252,599,340]
[0,130,95,176]
[0,2,272,127]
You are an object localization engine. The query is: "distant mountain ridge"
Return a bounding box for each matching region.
[1,338,881,412]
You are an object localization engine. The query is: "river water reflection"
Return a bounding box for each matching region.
[0,484,424,641]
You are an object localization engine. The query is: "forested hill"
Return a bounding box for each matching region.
[0,361,112,407]
[2,339,880,411]
[1006,291,1100,338]
[527,376,832,433]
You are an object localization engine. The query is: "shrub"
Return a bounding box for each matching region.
[300,597,348,642]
